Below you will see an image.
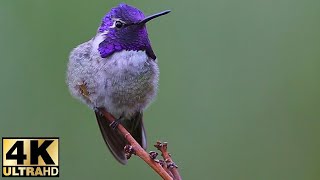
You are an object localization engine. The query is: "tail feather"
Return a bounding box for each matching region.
[95,111,147,165]
[123,112,147,150]
[95,112,127,164]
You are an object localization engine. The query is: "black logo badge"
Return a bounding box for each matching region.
[2,137,59,177]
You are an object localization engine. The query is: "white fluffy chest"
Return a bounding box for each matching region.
[68,37,159,118]
[100,50,159,117]
[104,50,154,75]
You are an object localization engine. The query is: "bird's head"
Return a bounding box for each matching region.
[97,3,170,59]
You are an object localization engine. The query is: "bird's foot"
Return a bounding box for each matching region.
[109,116,124,129]
[95,107,123,129]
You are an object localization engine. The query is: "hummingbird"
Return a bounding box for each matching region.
[66,3,170,164]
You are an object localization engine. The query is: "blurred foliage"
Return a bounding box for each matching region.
[0,0,319,179]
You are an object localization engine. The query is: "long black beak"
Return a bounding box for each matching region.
[138,10,171,25]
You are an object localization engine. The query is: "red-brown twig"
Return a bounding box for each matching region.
[101,110,174,180]
[155,141,182,180]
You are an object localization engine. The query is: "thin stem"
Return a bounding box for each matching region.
[101,110,173,180]
[155,141,182,180]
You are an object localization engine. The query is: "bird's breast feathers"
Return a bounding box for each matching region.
[67,39,159,117]
[101,50,159,117]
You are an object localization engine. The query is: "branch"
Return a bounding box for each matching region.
[155,141,182,180]
[101,110,179,180]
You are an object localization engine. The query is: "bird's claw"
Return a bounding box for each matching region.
[110,120,120,129]
[109,116,124,129]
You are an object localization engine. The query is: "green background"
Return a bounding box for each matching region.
[0,0,319,179]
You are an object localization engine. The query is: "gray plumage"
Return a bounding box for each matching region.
[66,3,170,165]
[67,36,159,118]
[66,34,159,164]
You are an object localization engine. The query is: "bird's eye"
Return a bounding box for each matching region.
[115,21,124,28]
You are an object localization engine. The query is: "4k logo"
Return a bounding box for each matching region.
[2,137,59,177]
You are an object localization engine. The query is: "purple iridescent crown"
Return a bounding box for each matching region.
[98,3,156,59]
